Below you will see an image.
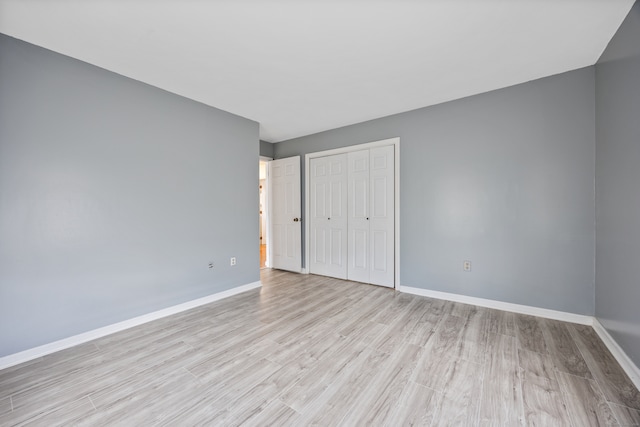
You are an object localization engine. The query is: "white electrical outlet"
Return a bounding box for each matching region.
[463,260,472,272]
[230,257,237,266]
[208,262,214,269]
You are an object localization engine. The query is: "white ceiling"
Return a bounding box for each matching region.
[0,0,635,142]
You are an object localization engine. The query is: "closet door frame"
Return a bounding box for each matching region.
[304,137,400,289]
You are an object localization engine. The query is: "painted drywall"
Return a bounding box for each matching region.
[276,67,596,315]
[595,1,640,366]
[0,34,260,357]
[260,139,274,158]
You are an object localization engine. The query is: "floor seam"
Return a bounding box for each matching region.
[87,395,97,411]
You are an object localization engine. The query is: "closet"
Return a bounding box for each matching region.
[309,145,395,288]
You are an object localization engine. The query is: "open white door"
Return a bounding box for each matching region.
[269,156,302,272]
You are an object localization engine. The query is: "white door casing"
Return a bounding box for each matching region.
[269,156,302,273]
[309,154,348,279]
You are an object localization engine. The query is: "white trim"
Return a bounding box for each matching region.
[0,280,262,370]
[398,285,593,325]
[592,318,640,391]
[304,137,400,288]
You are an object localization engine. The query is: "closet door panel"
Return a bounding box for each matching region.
[309,154,347,279]
[347,150,370,283]
[309,158,327,275]
[327,154,348,279]
[369,145,395,287]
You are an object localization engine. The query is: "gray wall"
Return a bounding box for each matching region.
[0,34,260,357]
[595,2,640,366]
[276,67,596,315]
[260,140,274,158]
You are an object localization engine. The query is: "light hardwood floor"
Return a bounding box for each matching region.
[1,269,639,426]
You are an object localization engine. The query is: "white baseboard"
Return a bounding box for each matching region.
[398,285,593,325]
[0,280,262,371]
[592,319,640,391]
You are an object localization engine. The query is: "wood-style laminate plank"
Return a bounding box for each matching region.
[425,297,454,317]
[265,322,339,366]
[371,299,423,354]
[456,306,491,364]
[206,360,308,426]
[10,340,195,413]
[0,396,12,416]
[413,314,466,391]
[301,349,391,425]
[3,396,95,427]
[487,308,516,337]
[608,402,640,426]
[336,290,390,337]
[274,297,354,344]
[431,357,484,426]
[339,317,388,345]
[520,372,573,427]
[479,333,524,426]
[450,300,477,319]
[158,358,282,426]
[78,368,201,426]
[542,319,593,379]
[383,380,440,427]
[186,340,280,386]
[519,345,573,426]
[0,342,101,400]
[279,338,370,412]
[242,399,300,427]
[515,313,549,355]
[518,348,556,381]
[87,346,206,409]
[569,324,640,410]
[302,331,354,363]
[403,310,441,347]
[372,292,417,325]
[340,342,423,425]
[555,371,618,426]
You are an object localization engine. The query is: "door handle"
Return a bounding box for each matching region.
[293,218,300,222]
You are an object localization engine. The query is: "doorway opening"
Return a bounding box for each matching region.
[259,157,270,269]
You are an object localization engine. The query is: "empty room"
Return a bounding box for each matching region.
[1,0,640,425]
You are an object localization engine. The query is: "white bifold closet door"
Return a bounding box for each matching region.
[347,146,395,287]
[309,145,394,287]
[309,154,348,279]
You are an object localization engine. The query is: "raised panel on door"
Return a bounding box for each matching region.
[347,150,370,284]
[269,156,301,272]
[309,154,347,279]
[327,155,348,278]
[368,145,394,287]
[309,157,328,275]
